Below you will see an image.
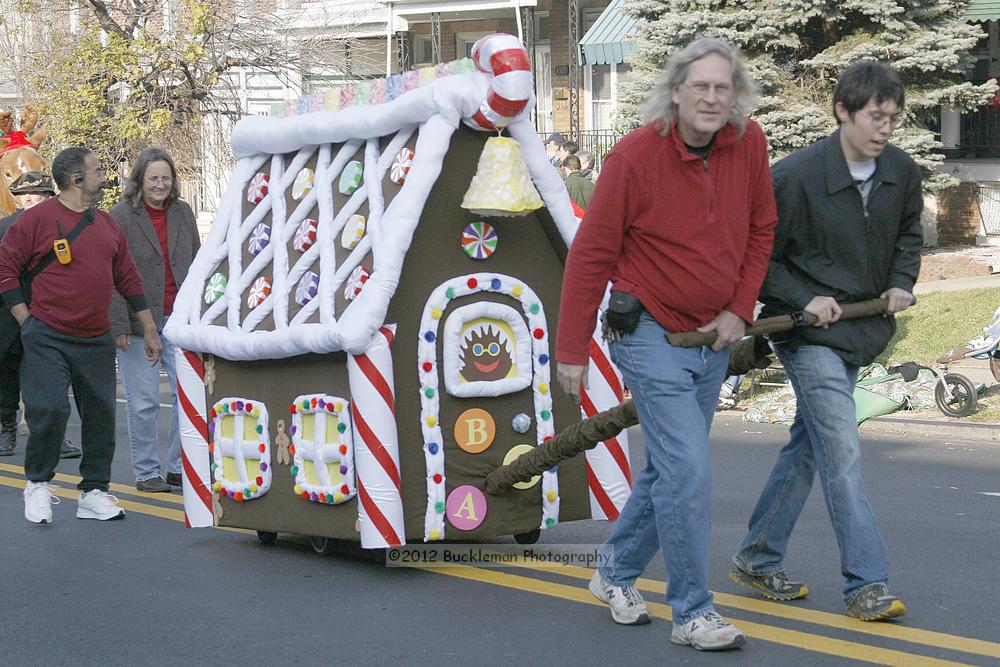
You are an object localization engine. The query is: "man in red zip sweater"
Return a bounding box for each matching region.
[0,147,163,525]
[557,38,776,652]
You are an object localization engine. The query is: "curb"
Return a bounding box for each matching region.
[713,410,1000,444]
[860,416,1000,443]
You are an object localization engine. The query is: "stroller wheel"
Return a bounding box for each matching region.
[934,373,977,418]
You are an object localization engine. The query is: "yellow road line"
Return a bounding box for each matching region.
[0,462,185,505]
[426,566,973,667]
[525,562,1000,661]
[0,473,985,664]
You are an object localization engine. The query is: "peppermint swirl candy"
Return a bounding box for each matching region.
[461,221,498,260]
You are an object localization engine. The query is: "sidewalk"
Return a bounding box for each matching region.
[912,272,1000,296]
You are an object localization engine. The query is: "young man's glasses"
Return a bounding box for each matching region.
[859,110,905,129]
[682,82,734,100]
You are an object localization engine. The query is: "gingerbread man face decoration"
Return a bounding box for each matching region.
[459,325,513,382]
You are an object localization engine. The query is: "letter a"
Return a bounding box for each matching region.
[453,492,478,522]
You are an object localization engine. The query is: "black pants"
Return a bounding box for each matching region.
[0,341,19,425]
[20,317,116,492]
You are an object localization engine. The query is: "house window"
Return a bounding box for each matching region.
[534,11,550,42]
[210,398,272,502]
[586,63,632,131]
[289,394,356,504]
[413,35,434,67]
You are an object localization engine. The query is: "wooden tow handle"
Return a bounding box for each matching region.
[666,298,890,348]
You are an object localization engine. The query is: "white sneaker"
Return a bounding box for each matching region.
[588,570,651,625]
[77,490,126,521]
[24,481,59,524]
[671,610,745,651]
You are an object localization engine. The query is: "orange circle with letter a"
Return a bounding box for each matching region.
[454,408,496,454]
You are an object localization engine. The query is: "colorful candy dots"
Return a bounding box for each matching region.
[545,518,556,528]
[433,473,443,484]
[258,443,265,453]
[547,490,558,502]
[339,444,348,455]
[429,529,440,540]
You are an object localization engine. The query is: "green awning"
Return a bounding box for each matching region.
[579,0,638,66]
[967,1,1000,21]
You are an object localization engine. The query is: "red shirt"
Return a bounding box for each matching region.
[0,197,146,337]
[557,120,777,365]
[145,202,178,317]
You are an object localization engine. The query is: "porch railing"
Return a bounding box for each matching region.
[959,107,1000,158]
[537,129,624,173]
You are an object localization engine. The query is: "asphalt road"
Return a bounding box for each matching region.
[0,384,998,666]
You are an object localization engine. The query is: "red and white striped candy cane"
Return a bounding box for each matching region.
[175,348,214,527]
[580,324,632,520]
[465,33,533,131]
[348,325,405,548]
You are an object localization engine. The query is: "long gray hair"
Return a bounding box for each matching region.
[123,147,181,209]
[640,38,760,136]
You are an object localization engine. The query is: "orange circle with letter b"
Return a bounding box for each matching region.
[454,408,496,454]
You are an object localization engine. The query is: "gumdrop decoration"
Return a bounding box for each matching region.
[344,265,370,300]
[247,276,272,309]
[293,218,318,253]
[390,148,414,185]
[461,221,498,260]
[248,223,271,255]
[292,168,314,200]
[247,172,269,204]
[339,160,364,195]
[295,271,319,306]
[511,413,531,434]
[204,272,227,305]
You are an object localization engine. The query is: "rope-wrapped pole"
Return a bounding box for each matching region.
[666,298,890,348]
[485,400,638,495]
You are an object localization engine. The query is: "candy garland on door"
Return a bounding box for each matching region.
[208,398,272,502]
[288,394,355,505]
[417,273,558,541]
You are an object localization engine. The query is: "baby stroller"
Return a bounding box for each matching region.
[933,306,1000,418]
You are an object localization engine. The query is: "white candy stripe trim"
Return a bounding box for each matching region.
[417,273,557,541]
[464,33,532,132]
[348,326,405,547]
[175,348,213,527]
[290,394,355,504]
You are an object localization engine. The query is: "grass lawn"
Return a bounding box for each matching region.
[879,287,1000,423]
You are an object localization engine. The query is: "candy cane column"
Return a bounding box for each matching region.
[348,325,405,548]
[175,348,214,527]
[464,33,533,132]
[580,323,632,520]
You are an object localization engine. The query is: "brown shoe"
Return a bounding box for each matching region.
[165,472,183,487]
[136,477,172,493]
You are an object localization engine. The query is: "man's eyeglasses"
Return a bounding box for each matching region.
[859,110,904,130]
[682,81,734,101]
[144,176,173,185]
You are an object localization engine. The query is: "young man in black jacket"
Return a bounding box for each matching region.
[729,62,921,621]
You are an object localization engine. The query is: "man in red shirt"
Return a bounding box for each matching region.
[557,38,776,652]
[0,147,163,524]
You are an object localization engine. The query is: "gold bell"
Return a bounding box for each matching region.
[461,136,544,217]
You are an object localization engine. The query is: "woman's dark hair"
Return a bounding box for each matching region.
[123,147,180,208]
[51,146,92,190]
[832,62,905,123]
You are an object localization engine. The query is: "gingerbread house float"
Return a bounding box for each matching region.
[165,34,631,548]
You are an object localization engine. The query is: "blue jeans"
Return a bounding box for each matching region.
[733,344,889,601]
[599,312,729,623]
[117,332,180,482]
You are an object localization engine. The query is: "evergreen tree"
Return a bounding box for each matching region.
[615,0,995,191]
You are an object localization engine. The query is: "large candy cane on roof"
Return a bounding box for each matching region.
[464,33,533,132]
[348,325,405,548]
[175,348,214,527]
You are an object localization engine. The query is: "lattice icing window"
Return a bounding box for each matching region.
[194,129,417,338]
[209,398,272,501]
[288,394,355,504]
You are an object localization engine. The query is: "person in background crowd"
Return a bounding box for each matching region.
[577,149,598,182]
[730,62,920,622]
[545,132,566,166]
[0,146,162,524]
[110,148,200,493]
[561,155,596,210]
[0,171,81,459]
[556,38,776,652]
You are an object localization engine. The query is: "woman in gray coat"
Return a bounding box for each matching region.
[110,148,200,492]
